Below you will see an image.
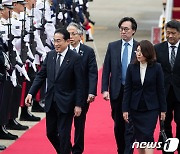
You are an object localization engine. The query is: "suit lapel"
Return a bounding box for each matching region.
[163,42,171,69]
[130,40,138,62]
[136,64,143,85]
[174,44,180,69]
[136,63,149,86]
[55,49,71,79]
[143,65,149,86]
[51,51,57,80]
[117,40,122,68]
[79,43,85,56]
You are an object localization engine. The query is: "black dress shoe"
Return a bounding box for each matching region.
[0,126,18,140]
[89,19,95,25]
[6,119,29,130]
[86,38,94,42]
[20,107,41,121]
[0,132,18,140]
[20,112,41,121]
[86,34,94,42]
[0,145,6,150]
[31,101,45,112]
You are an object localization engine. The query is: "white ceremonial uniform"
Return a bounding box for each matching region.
[36,0,55,49]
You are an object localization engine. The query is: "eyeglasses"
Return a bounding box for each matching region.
[135,49,143,56]
[69,32,79,36]
[119,27,131,32]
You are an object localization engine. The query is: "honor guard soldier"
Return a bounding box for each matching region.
[11,0,41,121]
[1,0,28,130]
[0,0,19,140]
[24,0,51,113]
[0,24,8,149]
[26,0,56,112]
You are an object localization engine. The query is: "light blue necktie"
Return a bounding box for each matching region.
[122,42,129,85]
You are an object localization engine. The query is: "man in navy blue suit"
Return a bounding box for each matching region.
[25,28,84,154]
[101,17,138,154]
[155,20,180,154]
[67,22,98,154]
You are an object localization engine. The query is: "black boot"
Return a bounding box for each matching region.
[19,106,41,121]
[0,145,6,150]
[0,125,18,140]
[89,19,95,25]
[86,34,93,42]
[31,100,45,112]
[6,119,29,130]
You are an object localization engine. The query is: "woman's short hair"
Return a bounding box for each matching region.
[134,40,156,65]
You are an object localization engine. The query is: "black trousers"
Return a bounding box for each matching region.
[0,80,12,125]
[9,73,23,119]
[110,85,134,154]
[162,86,180,154]
[46,101,74,154]
[72,102,90,154]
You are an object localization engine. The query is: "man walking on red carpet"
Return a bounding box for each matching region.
[25,28,84,154]
[67,22,98,154]
[154,20,180,154]
[101,17,138,154]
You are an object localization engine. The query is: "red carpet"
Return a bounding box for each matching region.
[1,69,177,154]
[172,0,180,20]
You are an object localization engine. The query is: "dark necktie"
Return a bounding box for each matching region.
[73,48,77,53]
[55,53,61,77]
[170,46,176,69]
[122,42,129,85]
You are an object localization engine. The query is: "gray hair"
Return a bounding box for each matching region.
[67,22,84,35]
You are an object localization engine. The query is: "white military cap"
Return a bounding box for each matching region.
[0,4,4,10]
[12,0,27,4]
[2,0,14,9]
[2,0,13,6]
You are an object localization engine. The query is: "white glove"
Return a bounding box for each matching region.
[10,69,17,87]
[58,12,63,20]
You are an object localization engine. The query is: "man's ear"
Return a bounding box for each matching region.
[67,39,70,44]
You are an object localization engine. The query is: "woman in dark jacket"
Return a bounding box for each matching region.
[122,40,167,154]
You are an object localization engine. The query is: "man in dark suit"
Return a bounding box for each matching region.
[67,22,98,154]
[25,28,84,154]
[101,17,138,154]
[154,20,180,154]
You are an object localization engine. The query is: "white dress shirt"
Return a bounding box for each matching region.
[140,62,147,85]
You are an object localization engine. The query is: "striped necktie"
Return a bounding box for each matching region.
[170,46,176,69]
